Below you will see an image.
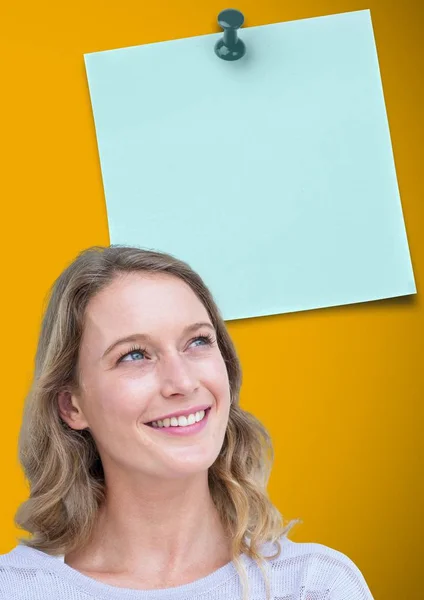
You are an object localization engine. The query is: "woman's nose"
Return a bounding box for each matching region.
[158,354,199,398]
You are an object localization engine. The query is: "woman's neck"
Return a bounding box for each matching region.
[64,472,232,587]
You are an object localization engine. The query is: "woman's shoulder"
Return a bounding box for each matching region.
[1,538,374,600]
[265,534,367,566]
[258,535,374,599]
[0,543,65,599]
[0,543,59,566]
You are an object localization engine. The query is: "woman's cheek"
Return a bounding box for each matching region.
[114,374,157,414]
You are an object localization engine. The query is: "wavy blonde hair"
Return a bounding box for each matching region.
[14,244,302,600]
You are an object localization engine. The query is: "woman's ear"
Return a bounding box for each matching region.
[57,389,89,431]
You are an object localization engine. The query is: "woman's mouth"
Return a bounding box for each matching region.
[145,407,211,436]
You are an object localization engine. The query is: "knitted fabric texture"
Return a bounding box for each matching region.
[0,536,374,599]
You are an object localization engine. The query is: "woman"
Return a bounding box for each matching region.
[0,245,374,599]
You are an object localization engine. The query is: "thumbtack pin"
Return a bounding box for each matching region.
[214,9,246,61]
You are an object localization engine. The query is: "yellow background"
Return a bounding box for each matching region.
[1,1,423,598]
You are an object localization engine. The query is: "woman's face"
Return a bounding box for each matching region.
[59,272,231,481]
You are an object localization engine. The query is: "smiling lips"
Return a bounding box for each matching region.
[145,407,212,436]
[150,408,209,429]
[145,404,212,426]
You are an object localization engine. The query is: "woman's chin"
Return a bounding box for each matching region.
[159,450,220,478]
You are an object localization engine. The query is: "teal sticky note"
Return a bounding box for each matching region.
[84,9,416,321]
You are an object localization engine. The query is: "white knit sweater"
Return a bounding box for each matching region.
[0,536,374,599]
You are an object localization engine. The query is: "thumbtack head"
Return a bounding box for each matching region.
[214,8,246,61]
[217,8,244,29]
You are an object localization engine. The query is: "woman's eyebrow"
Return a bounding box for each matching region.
[101,321,215,359]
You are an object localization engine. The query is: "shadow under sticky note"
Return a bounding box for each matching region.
[84,9,416,322]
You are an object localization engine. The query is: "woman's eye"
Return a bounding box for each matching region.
[118,347,146,363]
[117,335,214,364]
[190,334,215,348]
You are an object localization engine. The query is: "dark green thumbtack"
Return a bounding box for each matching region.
[214,9,246,61]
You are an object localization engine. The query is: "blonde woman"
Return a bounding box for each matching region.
[0,245,374,600]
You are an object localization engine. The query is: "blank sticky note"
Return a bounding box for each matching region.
[84,9,416,321]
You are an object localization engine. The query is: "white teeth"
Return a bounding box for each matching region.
[151,409,207,429]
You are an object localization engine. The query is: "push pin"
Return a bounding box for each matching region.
[214,9,246,61]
